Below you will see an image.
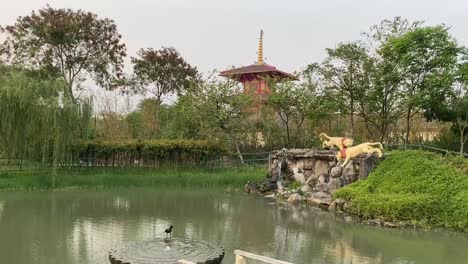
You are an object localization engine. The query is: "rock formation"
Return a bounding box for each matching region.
[247,148,383,209]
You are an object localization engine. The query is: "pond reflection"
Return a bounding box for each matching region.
[0,190,466,264]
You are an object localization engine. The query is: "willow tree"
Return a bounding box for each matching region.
[0,66,91,180]
[0,6,126,102]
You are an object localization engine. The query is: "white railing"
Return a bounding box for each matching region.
[178,250,294,264]
[177,260,196,264]
[234,250,294,264]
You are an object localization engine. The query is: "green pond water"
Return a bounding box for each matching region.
[0,189,467,264]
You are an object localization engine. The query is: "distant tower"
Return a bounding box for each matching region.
[257,30,264,65]
[220,30,295,99]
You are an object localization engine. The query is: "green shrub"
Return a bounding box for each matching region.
[427,128,462,153]
[334,150,468,231]
[72,139,227,167]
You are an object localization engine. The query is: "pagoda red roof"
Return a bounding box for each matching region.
[219,63,296,80]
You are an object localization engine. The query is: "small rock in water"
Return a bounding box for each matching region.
[334,198,346,206]
[384,222,398,228]
[287,193,302,205]
[344,216,353,223]
[366,219,383,226]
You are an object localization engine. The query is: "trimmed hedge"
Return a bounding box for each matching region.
[72,139,227,167]
[334,150,468,231]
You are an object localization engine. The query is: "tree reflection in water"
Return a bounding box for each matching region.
[0,190,466,264]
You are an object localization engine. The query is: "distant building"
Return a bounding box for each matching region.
[219,30,296,100]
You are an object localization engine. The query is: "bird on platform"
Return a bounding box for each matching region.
[164,225,174,238]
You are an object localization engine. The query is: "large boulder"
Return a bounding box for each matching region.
[342,167,358,185]
[292,168,306,184]
[314,191,331,199]
[300,185,312,193]
[303,159,314,170]
[303,169,313,180]
[330,166,343,178]
[306,173,319,187]
[314,182,329,193]
[314,160,329,176]
[327,178,341,194]
[316,174,329,184]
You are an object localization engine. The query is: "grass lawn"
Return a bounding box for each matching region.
[0,166,267,190]
[334,150,468,231]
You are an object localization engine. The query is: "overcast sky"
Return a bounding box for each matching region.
[2,0,468,75]
[1,0,467,110]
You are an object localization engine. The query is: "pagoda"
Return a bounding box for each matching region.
[219,30,296,99]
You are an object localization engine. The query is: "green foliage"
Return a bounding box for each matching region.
[334,150,468,231]
[268,71,329,148]
[0,6,126,101]
[428,128,463,154]
[180,77,252,156]
[424,59,468,154]
[380,26,461,144]
[130,47,199,102]
[0,167,267,189]
[125,111,144,139]
[0,66,91,165]
[73,139,228,167]
[318,42,372,136]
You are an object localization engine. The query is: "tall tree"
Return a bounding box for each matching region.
[380,26,461,144]
[364,17,423,51]
[424,60,468,154]
[131,47,199,103]
[268,71,328,148]
[356,60,403,142]
[0,6,126,102]
[356,18,421,142]
[319,42,372,136]
[130,47,198,138]
[139,99,160,140]
[193,78,251,163]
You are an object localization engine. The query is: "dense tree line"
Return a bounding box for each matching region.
[0,7,466,162]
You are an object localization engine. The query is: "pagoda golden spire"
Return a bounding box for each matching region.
[257,30,264,65]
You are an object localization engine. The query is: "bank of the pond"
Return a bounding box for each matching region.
[0,167,266,190]
[334,150,468,232]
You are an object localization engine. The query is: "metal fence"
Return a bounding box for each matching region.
[0,152,272,172]
[384,144,468,158]
[2,145,465,172]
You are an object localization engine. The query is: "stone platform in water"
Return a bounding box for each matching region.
[109,238,225,264]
